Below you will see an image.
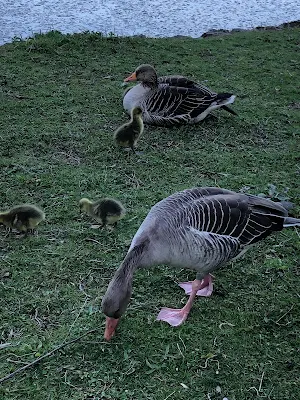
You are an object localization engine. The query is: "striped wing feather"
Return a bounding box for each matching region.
[142,78,219,125]
[183,194,287,245]
[154,188,288,246]
[159,75,216,96]
[153,187,235,212]
[145,86,217,118]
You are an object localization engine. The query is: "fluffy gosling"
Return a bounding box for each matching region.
[114,107,144,153]
[0,204,45,234]
[79,197,126,228]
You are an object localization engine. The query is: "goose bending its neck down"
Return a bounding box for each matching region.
[122,64,237,126]
[102,187,300,340]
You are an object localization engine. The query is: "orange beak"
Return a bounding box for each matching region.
[104,317,120,341]
[124,72,137,82]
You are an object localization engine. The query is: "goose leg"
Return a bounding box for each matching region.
[157,276,212,327]
[178,274,213,296]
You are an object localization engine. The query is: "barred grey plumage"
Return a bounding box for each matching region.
[102,187,300,338]
[123,64,236,126]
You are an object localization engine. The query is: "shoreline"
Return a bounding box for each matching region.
[200,19,300,38]
[137,19,300,39]
[1,19,299,46]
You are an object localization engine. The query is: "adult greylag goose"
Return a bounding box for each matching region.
[122,64,237,126]
[102,187,300,340]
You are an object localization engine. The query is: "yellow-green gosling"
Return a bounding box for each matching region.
[79,197,126,228]
[114,107,144,153]
[0,204,45,234]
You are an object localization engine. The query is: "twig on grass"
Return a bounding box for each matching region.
[63,295,90,343]
[85,238,102,245]
[258,371,265,392]
[0,343,12,350]
[275,305,294,325]
[0,328,98,384]
[163,390,176,400]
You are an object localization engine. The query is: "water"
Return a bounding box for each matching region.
[0,0,299,45]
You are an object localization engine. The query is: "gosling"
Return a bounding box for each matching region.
[79,197,126,229]
[114,107,144,153]
[0,204,45,234]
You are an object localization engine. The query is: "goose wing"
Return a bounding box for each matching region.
[179,192,288,246]
[153,187,235,213]
[151,187,288,246]
[159,75,216,96]
[131,188,234,248]
[143,85,218,125]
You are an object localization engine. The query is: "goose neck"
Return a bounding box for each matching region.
[116,240,148,284]
[142,78,158,89]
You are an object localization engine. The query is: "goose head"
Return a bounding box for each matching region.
[131,106,143,118]
[124,64,158,87]
[101,241,148,340]
[101,274,133,340]
[79,198,92,213]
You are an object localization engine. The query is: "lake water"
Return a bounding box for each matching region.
[0,0,299,45]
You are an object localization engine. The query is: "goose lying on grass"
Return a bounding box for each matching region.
[123,64,236,126]
[101,187,300,340]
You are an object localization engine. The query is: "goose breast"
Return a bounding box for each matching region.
[123,84,150,114]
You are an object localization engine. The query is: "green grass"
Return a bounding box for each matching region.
[0,28,299,400]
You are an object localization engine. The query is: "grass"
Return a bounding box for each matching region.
[0,28,299,400]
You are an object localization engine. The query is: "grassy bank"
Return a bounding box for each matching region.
[0,28,299,400]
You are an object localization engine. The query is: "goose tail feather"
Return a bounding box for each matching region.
[216,93,236,105]
[222,105,238,115]
[279,201,295,211]
[283,217,300,227]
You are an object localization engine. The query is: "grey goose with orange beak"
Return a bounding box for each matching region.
[122,64,237,126]
[102,186,300,340]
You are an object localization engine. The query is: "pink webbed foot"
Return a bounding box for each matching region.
[156,275,214,327]
[156,307,190,327]
[179,275,213,297]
